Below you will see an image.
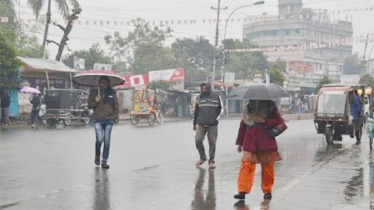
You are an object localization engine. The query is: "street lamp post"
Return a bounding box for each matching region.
[223,1,265,41]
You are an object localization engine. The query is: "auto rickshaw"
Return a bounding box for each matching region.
[44,89,91,127]
[314,84,366,145]
[130,89,163,126]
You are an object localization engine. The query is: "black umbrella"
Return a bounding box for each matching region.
[227,83,290,100]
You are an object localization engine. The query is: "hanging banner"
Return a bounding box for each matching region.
[148,68,184,82]
[93,63,112,70]
[73,56,85,70]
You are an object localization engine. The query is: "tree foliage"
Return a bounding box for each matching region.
[0,0,17,43]
[147,81,173,90]
[360,74,374,87]
[268,59,286,86]
[62,43,113,70]
[0,32,21,88]
[105,19,176,74]
[15,25,47,58]
[222,39,268,78]
[343,53,362,75]
[171,37,214,81]
[317,75,332,90]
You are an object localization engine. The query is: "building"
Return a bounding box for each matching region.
[242,0,353,89]
[19,57,77,94]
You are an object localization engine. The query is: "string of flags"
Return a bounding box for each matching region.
[226,35,374,53]
[0,6,372,26]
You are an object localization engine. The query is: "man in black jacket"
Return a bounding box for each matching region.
[193,82,223,169]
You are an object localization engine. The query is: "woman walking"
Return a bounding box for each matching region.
[234,100,287,200]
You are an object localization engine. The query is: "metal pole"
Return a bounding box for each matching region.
[212,0,221,90]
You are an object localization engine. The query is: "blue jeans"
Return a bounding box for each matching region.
[94,120,114,163]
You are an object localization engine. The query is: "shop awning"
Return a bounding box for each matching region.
[18,57,78,73]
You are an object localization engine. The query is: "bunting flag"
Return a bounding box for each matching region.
[0,6,372,26]
[225,35,374,53]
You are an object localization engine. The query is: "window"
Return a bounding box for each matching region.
[286,30,290,35]
[296,29,300,34]
[269,30,276,36]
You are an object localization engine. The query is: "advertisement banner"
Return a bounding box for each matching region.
[116,74,149,89]
[224,72,235,84]
[148,68,184,82]
[340,74,360,84]
[73,56,85,70]
[93,63,112,70]
[288,61,314,75]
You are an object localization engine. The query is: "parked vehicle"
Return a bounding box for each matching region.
[44,89,91,127]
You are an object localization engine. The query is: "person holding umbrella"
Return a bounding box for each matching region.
[88,76,119,169]
[226,84,289,201]
[73,70,124,169]
[234,100,287,201]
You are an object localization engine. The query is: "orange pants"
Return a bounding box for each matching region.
[238,161,274,194]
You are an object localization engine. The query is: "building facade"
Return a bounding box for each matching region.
[242,0,353,88]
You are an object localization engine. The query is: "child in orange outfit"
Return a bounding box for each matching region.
[234,100,286,200]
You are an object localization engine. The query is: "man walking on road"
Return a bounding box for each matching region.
[193,82,223,169]
[88,76,119,169]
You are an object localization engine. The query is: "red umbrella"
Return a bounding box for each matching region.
[72,69,125,87]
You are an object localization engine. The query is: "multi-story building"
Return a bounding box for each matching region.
[242,0,353,90]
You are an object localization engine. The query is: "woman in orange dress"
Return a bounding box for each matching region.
[234,100,286,200]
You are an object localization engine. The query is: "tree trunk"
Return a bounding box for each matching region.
[40,0,52,58]
[55,10,81,61]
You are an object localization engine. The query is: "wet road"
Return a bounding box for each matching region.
[0,119,374,210]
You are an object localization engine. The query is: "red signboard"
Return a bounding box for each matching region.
[288,61,313,75]
[116,74,148,89]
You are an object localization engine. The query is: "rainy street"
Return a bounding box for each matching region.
[0,119,373,210]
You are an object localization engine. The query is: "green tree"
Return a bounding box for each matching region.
[171,37,215,81]
[62,43,113,70]
[222,39,268,78]
[105,19,176,74]
[360,74,374,86]
[317,75,332,90]
[343,53,362,75]
[147,81,173,90]
[268,59,286,86]
[0,31,21,88]
[15,25,47,58]
[27,0,80,57]
[0,0,17,43]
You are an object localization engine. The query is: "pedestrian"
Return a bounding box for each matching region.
[234,100,287,200]
[30,93,45,128]
[193,82,223,169]
[88,76,119,169]
[1,91,10,126]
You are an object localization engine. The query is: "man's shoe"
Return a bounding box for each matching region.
[95,155,100,166]
[264,193,272,200]
[101,162,110,169]
[209,161,216,169]
[234,192,246,200]
[195,159,206,167]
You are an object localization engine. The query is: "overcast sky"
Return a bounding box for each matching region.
[13,0,374,59]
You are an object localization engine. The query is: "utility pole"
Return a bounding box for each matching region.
[211,0,227,91]
[363,33,369,74]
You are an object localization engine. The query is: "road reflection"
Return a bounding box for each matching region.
[191,168,216,210]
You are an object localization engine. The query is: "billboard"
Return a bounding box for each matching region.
[340,74,360,84]
[148,68,184,82]
[288,61,313,75]
[73,56,85,70]
[93,63,112,70]
[116,75,149,89]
